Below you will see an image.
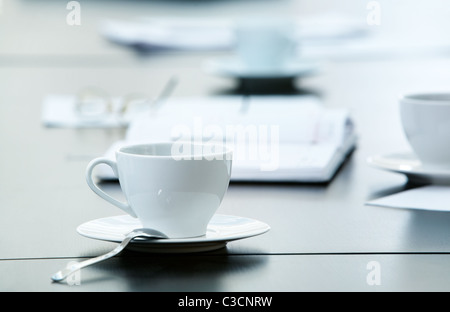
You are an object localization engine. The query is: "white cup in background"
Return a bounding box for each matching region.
[400,92,450,169]
[234,18,297,72]
[86,142,232,238]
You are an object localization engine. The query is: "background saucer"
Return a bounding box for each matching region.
[202,57,319,79]
[367,151,450,185]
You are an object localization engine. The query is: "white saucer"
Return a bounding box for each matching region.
[77,214,270,253]
[202,57,319,79]
[367,151,450,185]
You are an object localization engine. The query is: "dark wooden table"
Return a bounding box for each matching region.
[1,0,450,292]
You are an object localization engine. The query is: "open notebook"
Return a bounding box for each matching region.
[97,96,356,183]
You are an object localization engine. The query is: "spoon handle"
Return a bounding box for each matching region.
[51,235,134,282]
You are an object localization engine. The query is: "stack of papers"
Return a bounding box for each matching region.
[100,18,234,51]
[99,16,367,52]
[100,15,450,61]
[97,96,356,183]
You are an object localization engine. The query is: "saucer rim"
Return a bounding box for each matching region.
[76,214,271,245]
[367,151,450,179]
[202,56,319,78]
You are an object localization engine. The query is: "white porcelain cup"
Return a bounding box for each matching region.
[400,92,450,169]
[86,142,232,238]
[234,18,296,71]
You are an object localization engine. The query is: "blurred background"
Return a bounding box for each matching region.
[3,0,450,162]
[2,0,450,94]
[2,0,450,59]
[2,0,450,86]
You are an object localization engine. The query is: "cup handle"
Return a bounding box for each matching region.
[85,157,138,218]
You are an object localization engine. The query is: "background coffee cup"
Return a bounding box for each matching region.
[86,142,232,238]
[400,92,450,169]
[234,18,297,71]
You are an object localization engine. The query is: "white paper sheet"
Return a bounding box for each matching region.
[366,185,450,212]
[41,94,148,128]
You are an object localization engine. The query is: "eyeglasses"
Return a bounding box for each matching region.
[74,76,179,123]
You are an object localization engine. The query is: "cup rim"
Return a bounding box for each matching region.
[399,92,450,105]
[117,141,233,159]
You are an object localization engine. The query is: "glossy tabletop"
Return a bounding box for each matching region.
[1,0,450,292]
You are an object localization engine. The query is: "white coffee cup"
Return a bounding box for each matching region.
[400,92,450,169]
[86,142,232,238]
[234,18,296,71]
